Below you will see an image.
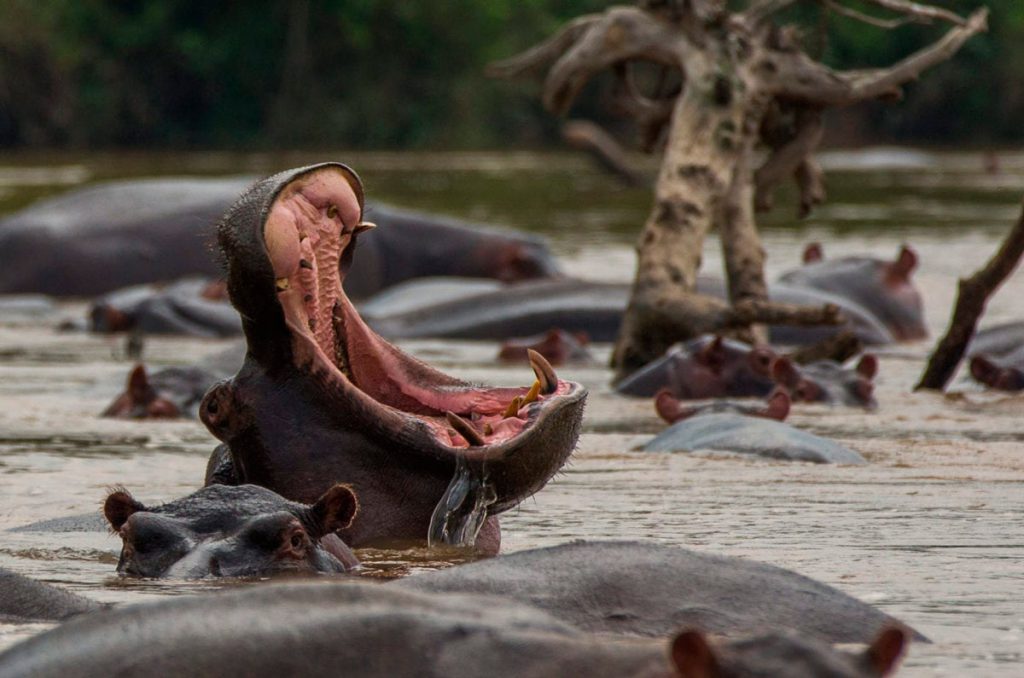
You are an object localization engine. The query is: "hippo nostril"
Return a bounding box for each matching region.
[206,398,219,415]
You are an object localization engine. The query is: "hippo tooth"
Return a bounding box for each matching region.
[503,396,523,418]
[528,349,557,395]
[326,204,338,219]
[354,221,377,234]
[275,277,290,292]
[446,411,486,446]
[299,259,313,270]
[522,380,541,405]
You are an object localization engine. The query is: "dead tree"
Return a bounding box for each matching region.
[917,197,1024,391]
[490,0,988,374]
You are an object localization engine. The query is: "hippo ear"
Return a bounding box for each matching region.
[669,629,719,678]
[888,245,918,281]
[127,364,154,402]
[856,354,878,380]
[307,484,359,538]
[803,242,824,264]
[771,356,800,389]
[655,389,693,424]
[863,627,907,676]
[762,389,791,421]
[104,488,146,531]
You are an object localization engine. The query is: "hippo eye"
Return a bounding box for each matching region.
[290,532,304,550]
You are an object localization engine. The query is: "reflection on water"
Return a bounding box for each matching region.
[1,150,1023,675]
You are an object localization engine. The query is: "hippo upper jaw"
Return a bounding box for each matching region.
[208,163,586,541]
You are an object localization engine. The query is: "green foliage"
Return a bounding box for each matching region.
[0,0,1018,148]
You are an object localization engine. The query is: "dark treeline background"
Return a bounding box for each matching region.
[0,0,1020,149]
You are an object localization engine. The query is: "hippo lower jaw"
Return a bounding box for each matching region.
[214,164,585,526]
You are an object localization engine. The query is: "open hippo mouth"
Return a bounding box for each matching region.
[206,163,586,547]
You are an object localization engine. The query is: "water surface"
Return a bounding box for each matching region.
[0,149,1022,675]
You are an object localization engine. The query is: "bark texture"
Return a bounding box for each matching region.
[493,1,988,374]
[917,198,1024,391]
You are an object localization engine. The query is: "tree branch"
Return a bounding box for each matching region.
[718,298,843,329]
[825,0,914,29]
[521,7,691,115]
[754,107,823,212]
[610,62,679,151]
[769,8,988,106]
[917,197,1024,391]
[487,15,601,79]
[858,0,966,27]
[795,157,826,217]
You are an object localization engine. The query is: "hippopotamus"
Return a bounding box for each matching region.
[614,335,778,399]
[199,163,586,553]
[101,341,245,419]
[0,568,104,623]
[777,244,926,342]
[101,483,359,577]
[367,277,629,341]
[0,177,560,297]
[771,354,878,408]
[693,276,894,347]
[655,389,791,424]
[396,541,919,645]
[357,276,504,320]
[88,277,241,337]
[967,320,1024,358]
[970,345,1024,391]
[0,579,908,678]
[497,329,594,365]
[642,413,866,464]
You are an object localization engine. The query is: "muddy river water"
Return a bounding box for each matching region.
[0,149,1021,675]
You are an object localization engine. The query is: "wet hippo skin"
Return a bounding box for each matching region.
[396,541,920,645]
[101,341,245,419]
[615,335,778,399]
[0,579,908,678]
[0,568,104,623]
[102,484,360,578]
[0,178,560,297]
[778,244,926,342]
[642,413,866,464]
[201,163,586,552]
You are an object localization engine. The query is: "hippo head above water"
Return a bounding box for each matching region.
[103,484,360,578]
[199,163,586,551]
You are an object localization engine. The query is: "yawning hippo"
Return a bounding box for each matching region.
[200,163,586,552]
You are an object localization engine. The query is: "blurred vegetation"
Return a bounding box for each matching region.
[0,0,1017,149]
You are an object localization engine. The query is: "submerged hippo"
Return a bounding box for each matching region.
[0,580,908,678]
[0,178,560,297]
[642,413,866,464]
[778,244,926,342]
[655,389,791,424]
[367,277,629,342]
[970,345,1024,391]
[102,483,360,578]
[772,354,878,408]
[497,328,594,365]
[88,277,241,337]
[199,163,586,552]
[0,568,104,623]
[397,541,919,646]
[101,342,245,419]
[614,336,778,399]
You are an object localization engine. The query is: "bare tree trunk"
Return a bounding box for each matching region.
[916,198,1024,391]
[490,2,987,376]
